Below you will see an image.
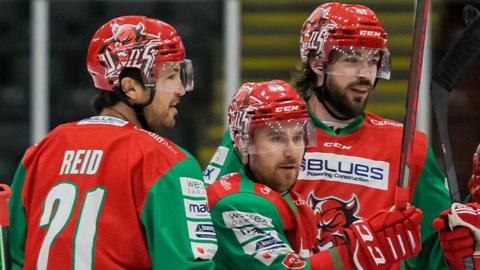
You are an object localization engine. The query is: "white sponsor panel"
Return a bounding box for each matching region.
[77,116,128,126]
[180,177,206,198]
[187,221,216,241]
[184,199,211,219]
[242,235,291,255]
[254,250,279,266]
[223,211,273,228]
[210,146,229,166]
[191,242,218,260]
[203,165,221,185]
[299,152,390,190]
[233,226,279,244]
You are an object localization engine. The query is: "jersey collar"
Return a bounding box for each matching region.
[307,107,365,135]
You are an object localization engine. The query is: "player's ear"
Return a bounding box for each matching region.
[309,59,325,87]
[121,77,145,104]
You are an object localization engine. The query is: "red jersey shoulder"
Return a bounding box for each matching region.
[132,127,187,161]
[207,173,242,208]
[76,116,187,161]
[364,112,403,130]
[364,112,428,145]
[21,121,79,167]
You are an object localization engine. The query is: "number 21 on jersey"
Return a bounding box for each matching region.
[38,181,106,270]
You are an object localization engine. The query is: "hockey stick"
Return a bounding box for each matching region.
[395,0,430,209]
[0,184,11,270]
[430,6,480,270]
[431,5,480,203]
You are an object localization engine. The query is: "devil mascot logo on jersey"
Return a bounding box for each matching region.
[307,193,360,251]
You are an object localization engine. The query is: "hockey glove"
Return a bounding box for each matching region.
[433,202,480,270]
[468,144,480,203]
[344,206,422,270]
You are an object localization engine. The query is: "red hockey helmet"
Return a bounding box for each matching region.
[228,80,316,154]
[87,15,193,92]
[300,2,390,79]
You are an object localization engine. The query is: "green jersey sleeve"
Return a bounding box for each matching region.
[406,145,451,270]
[203,131,243,185]
[141,150,217,270]
[211,191,315,270]
[9,160,27,270]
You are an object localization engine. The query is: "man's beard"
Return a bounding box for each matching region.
[323,77,373,119]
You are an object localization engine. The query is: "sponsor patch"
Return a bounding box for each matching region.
[242,235,290,254]
[184,199,211,219]
[254,250,279,266]
[180,177,206,198]
[210,146,229,166]
[233,226,279,244]
[223,211,273,228]
[370,119,402,127]
[77,116,128,126]
[187,221,216,241]
[191,242,217,260]
[203,165,221,184]
[299,152,389,190]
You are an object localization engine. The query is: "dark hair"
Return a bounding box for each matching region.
[291,51,341,100]
[91,68,144,114]
[291,55,317,101]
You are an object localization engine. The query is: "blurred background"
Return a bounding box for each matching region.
[1,0,479,200]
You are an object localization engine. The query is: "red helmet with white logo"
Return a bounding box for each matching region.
[300,2,390,79]
[228,80,316,154]
[87,15,193,91]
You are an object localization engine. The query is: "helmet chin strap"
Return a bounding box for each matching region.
[115,86,157,132]
[313,74,352,121]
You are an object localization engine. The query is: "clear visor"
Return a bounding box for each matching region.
[245,118,317,155]
[324,46,390,80]
[144,59,194,92]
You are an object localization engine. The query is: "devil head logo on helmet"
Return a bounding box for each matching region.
[307,193,360,251]
[110,22,147,48]
[87,16,187,91]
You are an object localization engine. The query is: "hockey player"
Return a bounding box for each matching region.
[8,16,216,269]
[207,80,423,270]
[204,2,451,269]
[432,144,480,270]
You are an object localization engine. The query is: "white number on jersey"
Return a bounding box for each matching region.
[37,181,106,270]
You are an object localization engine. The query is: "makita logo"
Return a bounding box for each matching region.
[184,199,210,219]
[359,30,381,37]
[275,105,299,113]
[189,202,208,213]
[299,152,389,190]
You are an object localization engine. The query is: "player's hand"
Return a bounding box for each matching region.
[433,203,480,270]
[344,206,422,270]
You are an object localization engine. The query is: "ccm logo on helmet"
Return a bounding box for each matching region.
[275,105,300,113]
[359,30,381,37]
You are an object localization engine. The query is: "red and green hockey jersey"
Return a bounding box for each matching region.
[207,171,357,270]
[9,116,217,270]
[204,112,452,270]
